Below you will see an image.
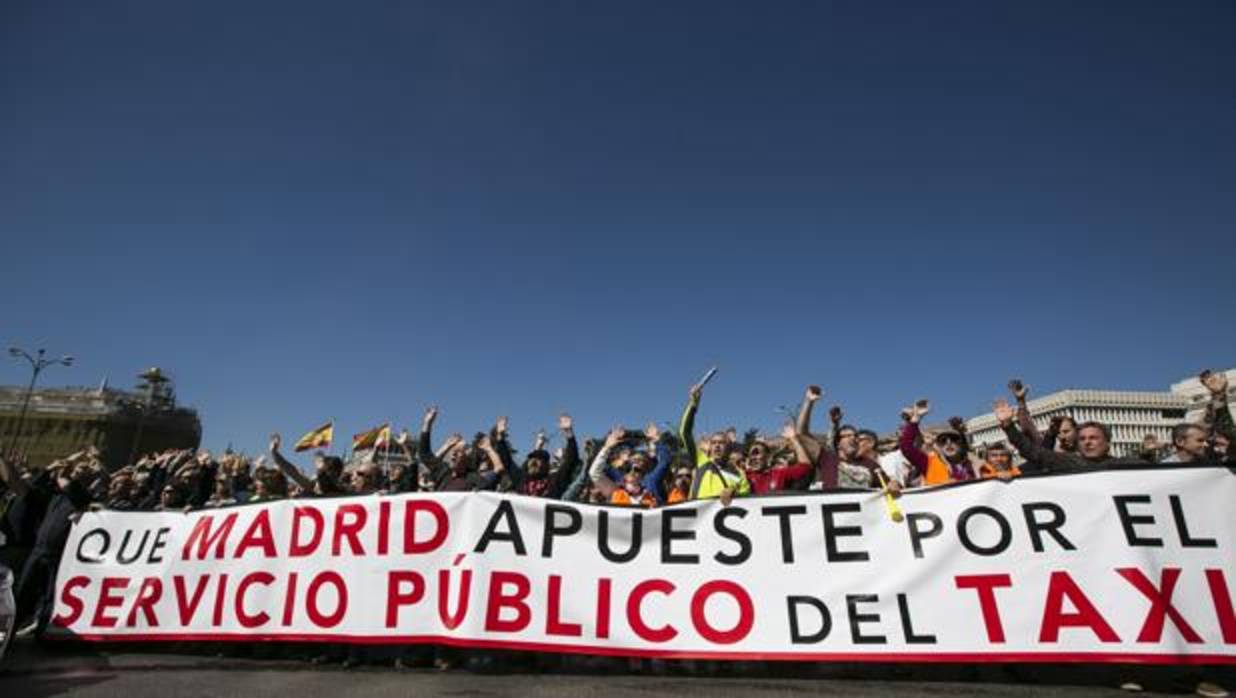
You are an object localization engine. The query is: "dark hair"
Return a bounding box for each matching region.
[857,429,878,442]
[986,442,1009,453]
[320,456,344,474]
[1171,422,1205,445]
[1077,421,1111,442]
[838,424,857,435]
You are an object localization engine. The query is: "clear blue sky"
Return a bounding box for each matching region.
[2,1,1233,456]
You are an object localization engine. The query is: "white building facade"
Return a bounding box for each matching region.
[966,390,1188,458]
[965,368,1233,459]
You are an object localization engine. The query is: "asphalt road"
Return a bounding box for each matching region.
[2,640,1231,697]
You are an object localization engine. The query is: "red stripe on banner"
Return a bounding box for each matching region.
[40,630,1236,665]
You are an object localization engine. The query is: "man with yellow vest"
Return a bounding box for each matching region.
[898,400,977,486]
[680,381,751,505]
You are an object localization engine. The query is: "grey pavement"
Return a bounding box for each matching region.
[1,640,1230,697]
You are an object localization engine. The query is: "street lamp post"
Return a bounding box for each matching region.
[5,347,74,460]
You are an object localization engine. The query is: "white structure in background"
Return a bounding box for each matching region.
[967,368,1234,458]
[967,390,1188,457]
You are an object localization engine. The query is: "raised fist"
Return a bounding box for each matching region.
[828,405,843,424]
[1008,379,1028,401]
[806,385,823,403]
[906,400,930,423]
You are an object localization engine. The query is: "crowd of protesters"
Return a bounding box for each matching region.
[1,370,1233,684]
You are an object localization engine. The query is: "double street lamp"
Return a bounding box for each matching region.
[5,347,74,460]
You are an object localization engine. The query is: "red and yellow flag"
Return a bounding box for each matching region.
[352,423,391,451]
[293,422,334,452]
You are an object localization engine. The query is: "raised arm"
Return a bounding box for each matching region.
[475,436,505,490]
[418,406,462,479]
[679,384,702,466]
[560,438,591,502]
[994,399,1077,473]
[548,414,581,498]
[897,401,932,478]
[168,450,196,478]
[391,429,419,488]
[417,406,439,461]
[796,385,821,437]
[393,429,415,462]
[492,416,522,486]
[588,427,624,498]
[1200,371,1235,442]
[1041,416,1062,451]
[827,405,843,453]
[1009,379,1043,444]
[640,423,672,504]
[783,423,813,467]
[948,416,971,452]
[268,434,314,491]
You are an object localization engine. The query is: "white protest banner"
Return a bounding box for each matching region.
[48,466,1236,664]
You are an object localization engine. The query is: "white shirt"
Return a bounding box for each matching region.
[879,450,921,488]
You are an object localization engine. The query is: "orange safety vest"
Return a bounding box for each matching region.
[666,488,688,505]
[978,462,1021,479]
[611,488,657,508]
[923,453,975,486]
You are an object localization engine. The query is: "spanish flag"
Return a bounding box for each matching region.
[352,423,391,451]
[293,422,334,452]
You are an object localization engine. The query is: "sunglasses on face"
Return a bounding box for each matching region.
[935,435,963,445]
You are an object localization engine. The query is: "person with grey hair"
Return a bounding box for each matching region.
[992,399,1146,473]
[1160,371,1235,466]
[1163,423,1211,464]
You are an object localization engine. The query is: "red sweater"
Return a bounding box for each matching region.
[744,461,812,495]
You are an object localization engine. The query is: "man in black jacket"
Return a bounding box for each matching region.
[9,461,93,635]
[992,399,1147,472]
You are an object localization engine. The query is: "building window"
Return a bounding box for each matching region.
[1161,409,1185,419]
